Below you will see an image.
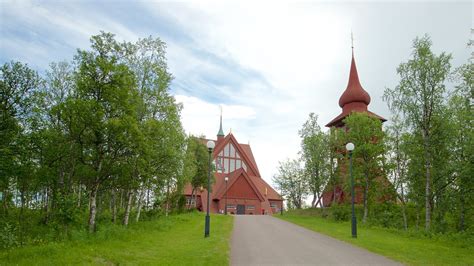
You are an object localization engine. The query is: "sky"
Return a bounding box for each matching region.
[1,0,472,191]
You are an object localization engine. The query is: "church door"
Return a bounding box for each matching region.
[237,205,245,215]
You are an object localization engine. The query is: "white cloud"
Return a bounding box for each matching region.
[2,1,471,189]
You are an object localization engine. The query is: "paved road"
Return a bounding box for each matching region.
[230,215,401,266]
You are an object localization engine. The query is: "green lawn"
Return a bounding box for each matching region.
[277,211,473,266]
[0,212,233,265]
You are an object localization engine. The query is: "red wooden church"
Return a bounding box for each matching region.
[322,49,387,207]
[184,117,283,215]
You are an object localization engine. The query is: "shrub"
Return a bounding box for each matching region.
[0,222,19,249]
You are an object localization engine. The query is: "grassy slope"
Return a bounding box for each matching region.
[277,211,473,266]
[0,212,233,265]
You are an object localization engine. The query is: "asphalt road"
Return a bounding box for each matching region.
[230,215,401,266]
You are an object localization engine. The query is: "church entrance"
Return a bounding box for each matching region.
[236,205,245,215]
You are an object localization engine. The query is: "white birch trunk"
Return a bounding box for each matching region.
[123,190,133,226]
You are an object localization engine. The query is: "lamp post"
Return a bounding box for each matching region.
[224,176,228,215]
[346,142,357,238]
[205,140,215,238]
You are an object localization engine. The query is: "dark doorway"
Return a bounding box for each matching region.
[237,205,245,215]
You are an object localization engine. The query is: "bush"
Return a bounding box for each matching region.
[0,222,19,249]
[331,204,351,221]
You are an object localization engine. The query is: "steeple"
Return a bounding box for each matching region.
[217,105,224,141]
[325,36,386,128]
[338,50,371,109]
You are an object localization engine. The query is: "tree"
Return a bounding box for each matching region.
[385,114,410,230]
[299,113,329,208]
[383,35,452,230]
[447,59,473,231]
[183,136,210,209]
[343,113,386,223]
[69,34,139,232]
[273,159,307,209]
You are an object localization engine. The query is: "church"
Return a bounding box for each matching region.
[322,49,388,207]
[183,117,283,215]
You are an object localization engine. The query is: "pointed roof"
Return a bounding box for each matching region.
[338,52,371,108]
[326,50,386,128]
[217,114,224,137]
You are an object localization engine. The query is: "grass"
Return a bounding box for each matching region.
[276,210,473,266]
[0,212,233,265]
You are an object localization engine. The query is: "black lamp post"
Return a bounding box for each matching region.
[346,142,357,238]
[205,140,215,238]
[224,176,228,215]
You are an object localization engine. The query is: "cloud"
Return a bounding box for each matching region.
[1,1,471,188]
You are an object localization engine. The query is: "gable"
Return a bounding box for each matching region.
[214,136,259,176]
[227,174,259,200]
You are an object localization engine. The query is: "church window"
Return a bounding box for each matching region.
[224,144,230,156]
[246,205,255,210]
[226,205,236,209]
[217,142,249,174]
[230,144,235,157]
[270,202,278,208]
[224,158,229,173]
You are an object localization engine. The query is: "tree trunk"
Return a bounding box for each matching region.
[459,192,465,231]
[165,180,170,217]
[363,173,369,223]
[2,189,8,215]
[314,194,323,208]
[423,132,431,230]
[146,188,150,210]
[77,184,82,208]
[311,191,317,208]
[88,183,99,233]
[400,186,408,231]
[44,187,50,224]
[135,189,143,223]
[112,189,117,224]
[123,190,133,226]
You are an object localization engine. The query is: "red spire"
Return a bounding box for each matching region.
[338,52,371,108]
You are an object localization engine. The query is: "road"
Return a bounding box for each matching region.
[230,215,401,266]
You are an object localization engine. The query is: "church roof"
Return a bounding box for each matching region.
[338,53,371,108]
[184,132,282,202]
[326,50,386,128]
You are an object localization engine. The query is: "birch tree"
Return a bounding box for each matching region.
[383,35,451,230]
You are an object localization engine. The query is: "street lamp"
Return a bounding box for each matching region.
[224,176,228,215]
[205,140,215,238]
[346,142,357,238]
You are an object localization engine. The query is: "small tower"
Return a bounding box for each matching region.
[217,106,225,142]
[322,42,387,207]
[325,48,386,128]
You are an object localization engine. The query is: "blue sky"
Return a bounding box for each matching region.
[1,1,472,193]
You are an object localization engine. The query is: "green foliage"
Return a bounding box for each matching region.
[0,31,188,245]
[384,35,453,230]
[299,113,329,207]
[273,158,307,209]
[0,222,19,249]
